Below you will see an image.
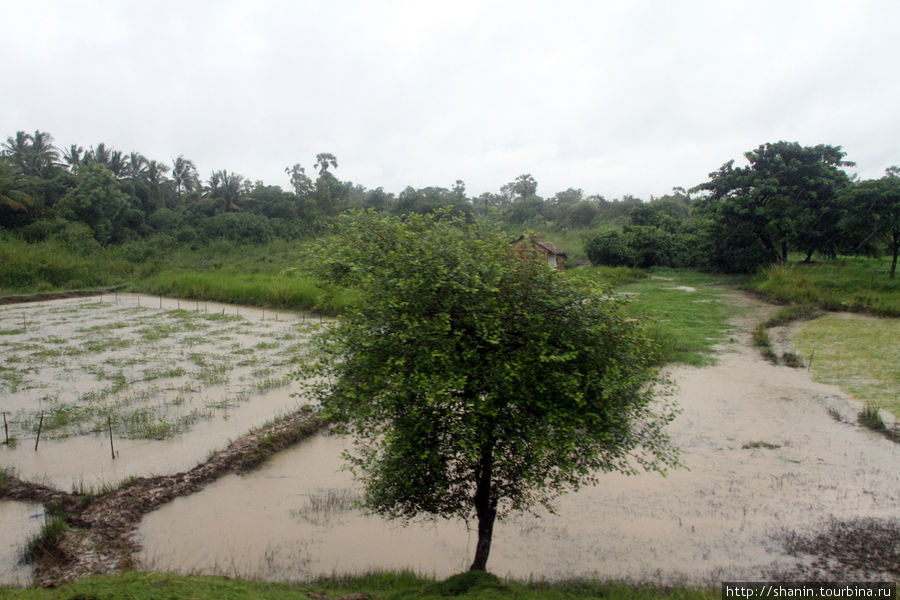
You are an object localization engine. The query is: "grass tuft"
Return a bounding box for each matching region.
[21,516,69,564]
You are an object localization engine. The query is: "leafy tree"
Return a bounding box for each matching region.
[561,200,598,228]
[584,229,631,267]
[285,163,313,196]
[500,173,538,205]
[54,163,133,244]
[304,211,679,572]
[623,225,674,268]
[839,169,900,278]
[452,179,467,200]
[693,141,852,269]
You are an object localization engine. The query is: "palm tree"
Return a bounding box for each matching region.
[63,144,85,173]
[128,152,148,180]
[29,130,60,174]
[86,143,112,167]
[145,160,170,190]
[172,155,200,196]
[2,130,59,176]
[0,162,33,214]
[108,150,128,179]
[315,152,338,176]
[207,169,245,213]
[2,131,31,172]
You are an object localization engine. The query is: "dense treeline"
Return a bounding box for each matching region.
[1,130,898,279]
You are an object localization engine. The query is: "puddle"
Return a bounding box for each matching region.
[0,500,44,587]
[136,341,899,583]
[0,295,321,489]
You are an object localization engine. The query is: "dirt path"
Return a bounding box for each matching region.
[1,409,325,586]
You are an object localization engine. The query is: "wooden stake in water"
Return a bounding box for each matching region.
[34,412,44,451]
[23,314,26,332]
[160,296,163,309]
[108,415,116,460]
[3,411,8,445]
[115,290,118,304]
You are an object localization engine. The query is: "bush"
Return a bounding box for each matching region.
[623,225,673,268]
[584,229,632,266]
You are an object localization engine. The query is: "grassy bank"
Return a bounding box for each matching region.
[0,571,717,600]
[752,257,900,316]
[0,237,356,315]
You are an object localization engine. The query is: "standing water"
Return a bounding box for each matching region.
[137,342,898,583]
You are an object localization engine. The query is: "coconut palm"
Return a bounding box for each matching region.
[63,144,85,173]
[206,169,245,213]
[128,152,148,180]
[172,155,200,196]
[2,130,60,176]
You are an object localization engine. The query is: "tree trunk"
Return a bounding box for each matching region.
[781,240,789,263]
[469,441,497,572]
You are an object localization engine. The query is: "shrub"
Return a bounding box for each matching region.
[584,229,632,266]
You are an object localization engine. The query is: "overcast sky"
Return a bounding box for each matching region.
[2,0,898,200]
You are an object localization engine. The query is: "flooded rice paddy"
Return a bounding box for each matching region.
[3,294,898,585]
[0,294,320,489]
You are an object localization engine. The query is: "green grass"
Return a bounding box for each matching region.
[0,237,358,315]
[752,256,900,316]
[793,314,900,417]
[0,571,718,600]
[20,516,69,564]
[609,268,742,366]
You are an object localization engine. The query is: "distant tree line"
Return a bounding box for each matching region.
[584,142,899,277]
[2,131,897,276]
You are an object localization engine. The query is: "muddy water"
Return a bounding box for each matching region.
[0,500,43,586]
[136,311,899,583]
[0,387,308,490]
[0,295,319,489]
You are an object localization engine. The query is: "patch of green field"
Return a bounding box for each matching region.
[613,269,742,366]
[0,571,717,600]
[753,256,900,316]
[793,314,900,417]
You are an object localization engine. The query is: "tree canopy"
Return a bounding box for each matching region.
[693,141,853,268]
[838,168,900,278]
[303,211,680,571]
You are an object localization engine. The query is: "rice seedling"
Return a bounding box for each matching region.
[291,488,363,524]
